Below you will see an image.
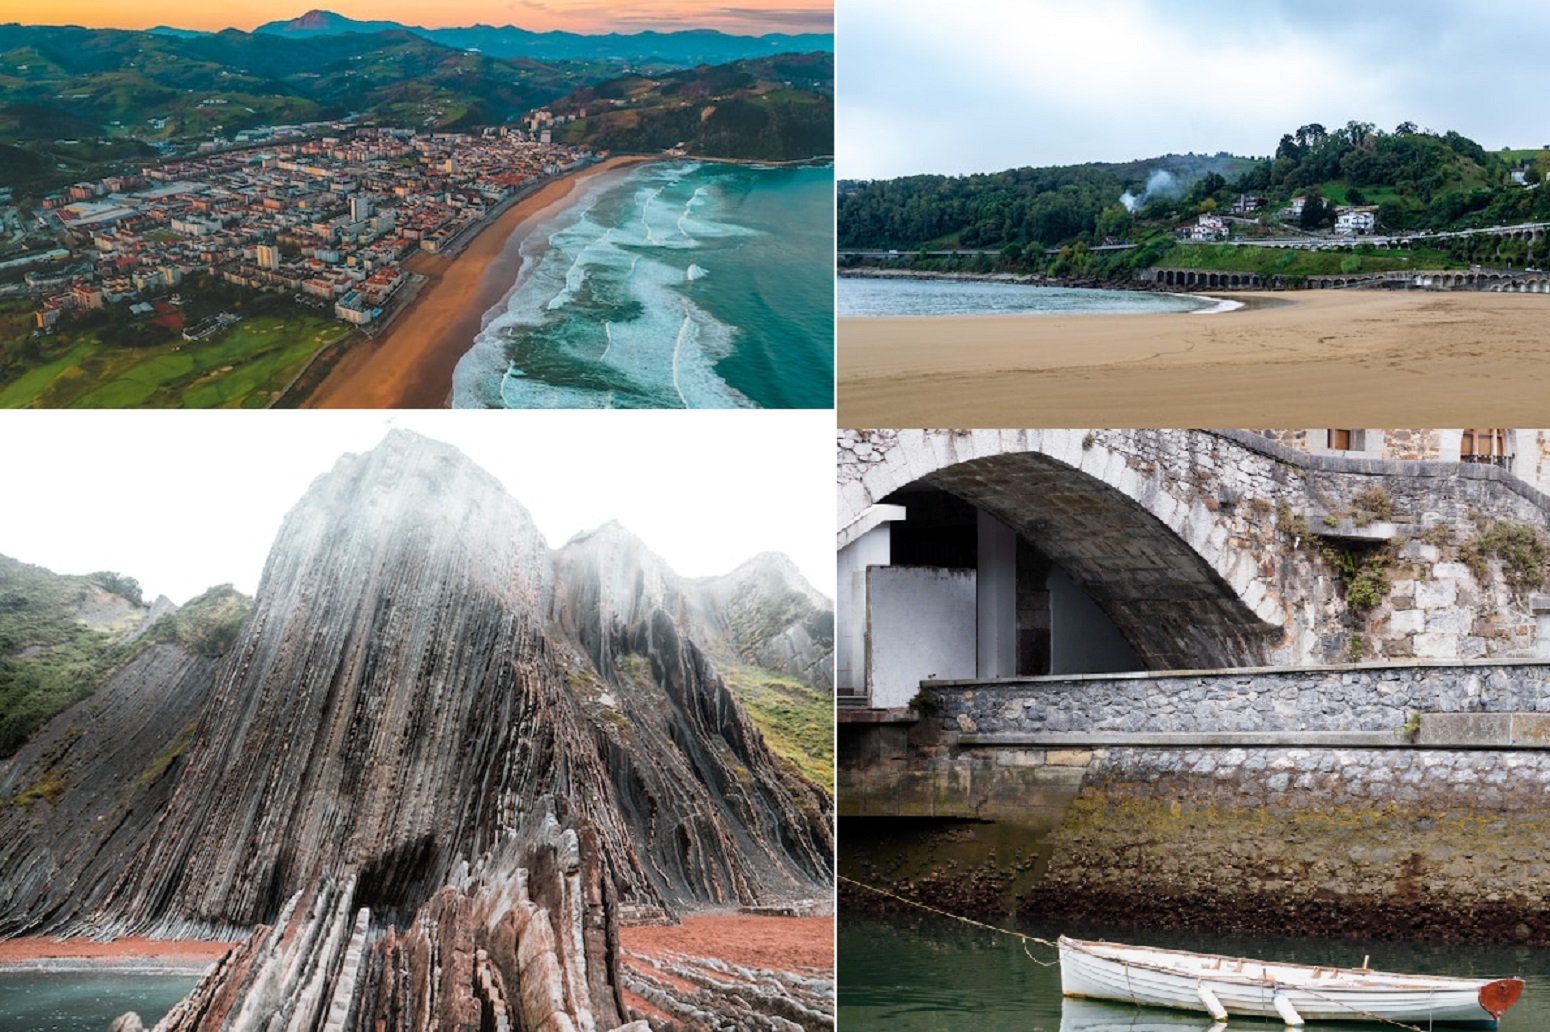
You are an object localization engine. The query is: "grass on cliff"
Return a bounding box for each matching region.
[0,568,250,757]
[718,661,833,791]
[0,556,130,756]
[141,585,252,656]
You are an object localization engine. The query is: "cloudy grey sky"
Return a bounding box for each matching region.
[839,0,1550,180]
[0,410,833,605]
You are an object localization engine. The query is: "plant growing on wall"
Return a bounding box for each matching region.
[908,688,941,715]
[1321,543,1393,611]
[1462,521,1550,594]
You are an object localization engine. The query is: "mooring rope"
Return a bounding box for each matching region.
[837,874,1061,965]
[840,873,1439,1031]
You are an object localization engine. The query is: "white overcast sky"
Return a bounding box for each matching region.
[839,0,1550,180]
[0,410,834,605]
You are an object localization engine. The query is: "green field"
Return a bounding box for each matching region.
[0,311,355,408]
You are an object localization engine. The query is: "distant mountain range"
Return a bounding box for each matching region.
[142,8,837,66]
[0,23,582,144]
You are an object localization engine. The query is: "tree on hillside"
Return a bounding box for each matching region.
[1189,170,1227,205]
[90,571,143,606]
[1377,198,1412,231]
[1299,189,1333,230]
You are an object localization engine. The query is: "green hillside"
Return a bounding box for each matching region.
[717,659,833,791]
[551,52,833,161]
[839,121,1550,253]
[0,555,250,756]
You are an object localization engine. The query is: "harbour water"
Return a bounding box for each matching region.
[0,970,202,1031]
[840,912,1550,1032]
[453,160,834,409]
[836,275,1236,318]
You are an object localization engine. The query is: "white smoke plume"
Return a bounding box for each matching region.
[1120,169,1182,212]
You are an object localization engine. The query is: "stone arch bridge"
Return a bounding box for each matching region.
[838,428,1550,693]
[839,430,1550,940]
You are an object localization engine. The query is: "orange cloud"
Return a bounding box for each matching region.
[6,0,831,34]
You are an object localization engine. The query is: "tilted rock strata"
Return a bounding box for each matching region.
[0,430,833,1029]
[0,642,221,936]
[688,552,834,694]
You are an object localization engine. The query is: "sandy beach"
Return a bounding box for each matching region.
[0,936,230,973]
[304,155,651,409]
[619,914,834,973]
[839,290,1550,426]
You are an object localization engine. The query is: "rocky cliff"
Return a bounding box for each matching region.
[688,552,834,695]
[0,430,833,1030]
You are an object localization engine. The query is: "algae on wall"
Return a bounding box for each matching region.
[1028,746,1550,944]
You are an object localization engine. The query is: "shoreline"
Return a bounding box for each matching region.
[0,936,232,975]
[838,265,1282,311]
[838,289,1550,426]
[303,154,655,409]
[619,913,834,973]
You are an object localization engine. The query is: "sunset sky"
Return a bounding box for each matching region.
[6,0,831,35]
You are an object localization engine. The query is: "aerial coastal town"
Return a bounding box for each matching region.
[13,122,591,338]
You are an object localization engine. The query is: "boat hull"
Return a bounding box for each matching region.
[1058,937,1512,1027]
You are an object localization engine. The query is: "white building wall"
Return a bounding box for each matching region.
[837,512,900,696]
[867,566,977,708]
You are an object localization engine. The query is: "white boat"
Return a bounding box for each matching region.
[1059,996,1232,1032]
[1058,936,1523,1028]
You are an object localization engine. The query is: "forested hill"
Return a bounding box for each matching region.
[551,53,832,161]
[0,23,583,140]
[839,121,1550,251]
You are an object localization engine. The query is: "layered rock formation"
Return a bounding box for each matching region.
[687,553,834,694]
[0,430,833,1029]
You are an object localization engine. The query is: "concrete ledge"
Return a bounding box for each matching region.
[956,722,1550,750]
[1307,515,1400,541]
[924,656,1550,690]
[956,731,1409,748]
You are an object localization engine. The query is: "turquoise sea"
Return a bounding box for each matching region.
[453,161,834,409]
[0,970,202,1031]
[837,276,1237,317]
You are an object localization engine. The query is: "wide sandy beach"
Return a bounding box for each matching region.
[305,155,650,409]
[839,290,1550,426]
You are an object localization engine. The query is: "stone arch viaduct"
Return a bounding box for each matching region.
[1144,267,1550,292]
[838,428,1550,674]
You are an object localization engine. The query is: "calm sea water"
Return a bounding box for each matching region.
[453,161,835,409]
[840,913,1550,1032]
[0,970,202,1031]
[837,276,1234,318]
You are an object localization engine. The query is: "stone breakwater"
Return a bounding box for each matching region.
[1030,745,1550,943]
